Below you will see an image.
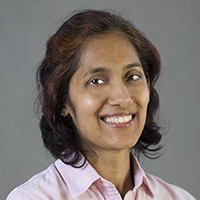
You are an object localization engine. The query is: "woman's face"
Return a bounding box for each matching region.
[65,33,150,153]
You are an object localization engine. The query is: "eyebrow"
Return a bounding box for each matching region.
[124,62,142,70]
[84,62,142,77]
[84,67,111,77]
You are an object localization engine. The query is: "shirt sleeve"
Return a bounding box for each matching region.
[145,173,196,200]
[6,189,33,200]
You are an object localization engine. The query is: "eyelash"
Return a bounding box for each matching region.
[126,73,141,82]
[88,73,141,86]
[88,78,106,85]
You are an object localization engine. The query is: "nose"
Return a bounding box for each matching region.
[107,81,133,108]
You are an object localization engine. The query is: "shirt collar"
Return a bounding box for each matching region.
[55,157,100,198]
[131,154,155,197]
[55,154,155,198]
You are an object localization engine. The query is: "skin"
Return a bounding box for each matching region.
[64,32,150,197]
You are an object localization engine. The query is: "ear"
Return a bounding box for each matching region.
[61,105,70,117]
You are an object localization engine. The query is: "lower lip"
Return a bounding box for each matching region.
[101,115,135,128]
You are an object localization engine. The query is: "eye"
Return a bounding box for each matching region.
[126,74,140,81]
[88,78,105,85]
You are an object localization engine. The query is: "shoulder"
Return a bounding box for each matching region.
[146,173,196,200]
[6,161,66,200]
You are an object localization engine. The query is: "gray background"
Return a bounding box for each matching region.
[0,0,199,199]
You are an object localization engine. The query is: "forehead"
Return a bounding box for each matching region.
[78,33,141,72]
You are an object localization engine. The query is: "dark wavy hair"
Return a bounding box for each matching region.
[36,9,163,167]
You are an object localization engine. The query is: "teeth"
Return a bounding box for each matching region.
[104,115,132,124]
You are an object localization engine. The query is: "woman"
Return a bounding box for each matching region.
[7,10,195,199]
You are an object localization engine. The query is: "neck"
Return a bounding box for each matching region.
[87,149,134,198]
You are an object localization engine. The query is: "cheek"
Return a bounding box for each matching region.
[143,84,150,102]
[83,96,97,107]
[134,86,150,106]
[146,91,150,105]
[72,93,100,115]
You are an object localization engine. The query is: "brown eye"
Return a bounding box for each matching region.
[89,78,105,85]
[127,74,140,81]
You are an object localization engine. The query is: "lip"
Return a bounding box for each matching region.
[100,113,135,128]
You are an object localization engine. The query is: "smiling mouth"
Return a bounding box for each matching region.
[101,114,135,124]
